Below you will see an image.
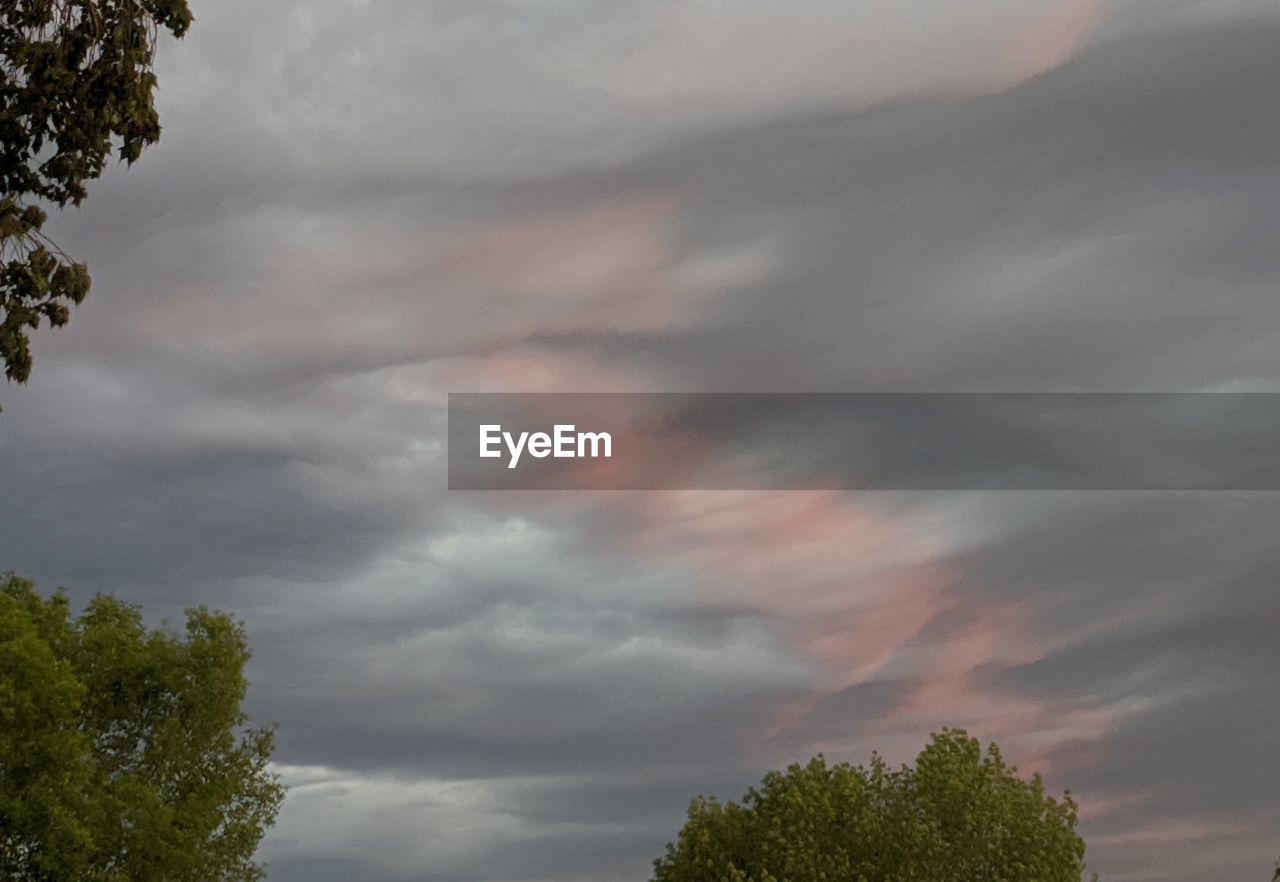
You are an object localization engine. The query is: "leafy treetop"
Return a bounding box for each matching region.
[652,728,1088,882]
[1,0,192,389]
[0,572,283,882]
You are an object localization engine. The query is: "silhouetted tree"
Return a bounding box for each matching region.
[2,0,192,390]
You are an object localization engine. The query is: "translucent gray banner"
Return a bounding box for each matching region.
[447,393,1280,490]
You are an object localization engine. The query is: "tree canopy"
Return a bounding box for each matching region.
[1,0,192,389]
[652,729,1088,882]
[0,572,283,882]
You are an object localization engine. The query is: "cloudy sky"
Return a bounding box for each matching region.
[3,0,1280,879]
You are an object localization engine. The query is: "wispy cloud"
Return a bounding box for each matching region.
[2,3,1278,881]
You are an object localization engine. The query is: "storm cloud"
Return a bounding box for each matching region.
[2,2,1279,881]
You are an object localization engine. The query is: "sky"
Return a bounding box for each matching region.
[2,0,1279,880]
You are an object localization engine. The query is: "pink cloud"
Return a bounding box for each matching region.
[1005,0,1108,85]
[466,474,1123,782]
[134,194,730,369]
[1089,815,1259,846]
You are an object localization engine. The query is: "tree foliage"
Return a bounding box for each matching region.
[0,573,283,882]
[1,0,191,387]
[652,729,1088,882]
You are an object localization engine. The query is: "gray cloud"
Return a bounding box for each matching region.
[2,3,1279,882]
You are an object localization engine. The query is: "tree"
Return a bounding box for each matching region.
[1,0,192,390]
[652,729,1088,882]
[0,572,283,881]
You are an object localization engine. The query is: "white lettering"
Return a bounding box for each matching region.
[503,430,528,469]
[577,431,611,458]
[479,424,613,469]
[527,432,552,458]
[479,425,502,458]
[553,424,576,457]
